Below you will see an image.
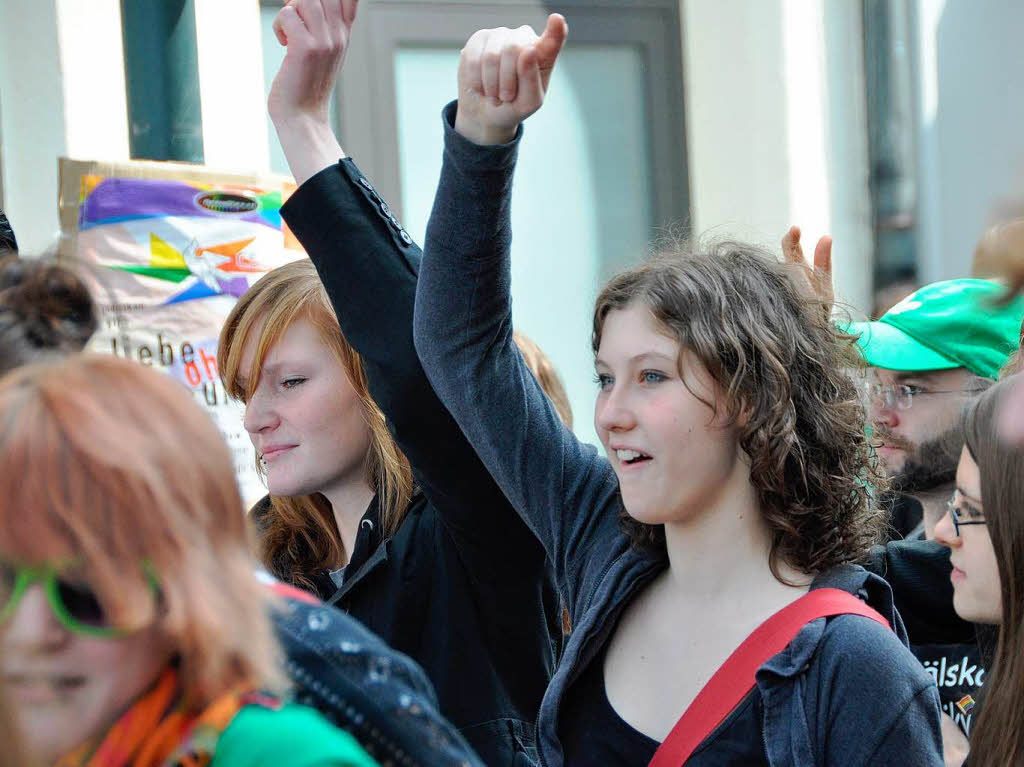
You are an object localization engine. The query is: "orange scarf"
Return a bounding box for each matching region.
[55,668,265,767]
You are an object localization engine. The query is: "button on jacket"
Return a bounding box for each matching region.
[253,161,562,766]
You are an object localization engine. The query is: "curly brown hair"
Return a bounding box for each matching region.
[593,239,886,582]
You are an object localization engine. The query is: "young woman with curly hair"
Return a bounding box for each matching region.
[412,15,944,766]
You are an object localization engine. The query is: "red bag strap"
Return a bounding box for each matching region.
[648,588,890,767]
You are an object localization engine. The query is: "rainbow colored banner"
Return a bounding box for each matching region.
[59,158,304,507]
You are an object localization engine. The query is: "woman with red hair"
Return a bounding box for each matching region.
[0,354,375,766]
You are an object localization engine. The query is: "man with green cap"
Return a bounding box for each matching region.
[851,278,1024,539]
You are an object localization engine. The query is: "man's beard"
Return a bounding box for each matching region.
[876,425,963,493]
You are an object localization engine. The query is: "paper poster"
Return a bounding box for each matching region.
[58,158,304,508]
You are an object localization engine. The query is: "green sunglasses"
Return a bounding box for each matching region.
[0,560,159,639]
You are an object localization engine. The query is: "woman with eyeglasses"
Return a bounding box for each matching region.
[932,377,1024,765]
[0,355,376,767]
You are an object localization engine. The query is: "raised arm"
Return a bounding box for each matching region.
[413,17,627,601]
[266,0,543,574]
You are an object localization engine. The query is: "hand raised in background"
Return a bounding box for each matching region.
[454,14,568,146]
[782,225,834,314]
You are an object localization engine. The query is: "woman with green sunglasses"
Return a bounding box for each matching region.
[0,354,377,767]
[0,562,159,639]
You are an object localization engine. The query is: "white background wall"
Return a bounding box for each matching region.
[681,0,873,314]
[914,0,1024,283]
[1,0,76,254]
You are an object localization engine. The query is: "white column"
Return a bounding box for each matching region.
[680,0,873,313]
[681,0,792,245]
[194,0,271,171]
[56,0,130,162]
[0,0,128,254]
[818,0,873,315]
[0,0,67,253]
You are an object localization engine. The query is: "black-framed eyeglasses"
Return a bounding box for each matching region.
[860,382,987,411]
[946,494,987,537]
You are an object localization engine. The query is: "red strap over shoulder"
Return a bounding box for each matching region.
[648,588,889,767]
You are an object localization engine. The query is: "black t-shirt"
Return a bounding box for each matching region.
[559,642,768,765]
[913,641,986,737]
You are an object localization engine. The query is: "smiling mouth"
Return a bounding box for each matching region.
[615,449,652,466]
[262,446,296,461]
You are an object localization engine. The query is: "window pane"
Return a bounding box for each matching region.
[260,6,289,175]
[395,45,653,446]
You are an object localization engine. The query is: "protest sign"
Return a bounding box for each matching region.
[59,158,304,507]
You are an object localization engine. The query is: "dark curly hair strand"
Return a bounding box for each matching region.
[592,239,886,583]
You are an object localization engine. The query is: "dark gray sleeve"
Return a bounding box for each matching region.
[860,685,945,766]
[413,102,625,604]
[815,616,945,766]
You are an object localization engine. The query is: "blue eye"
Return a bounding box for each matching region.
[641,371,666,384]
[594,373,613,390]
[282,377,307,389]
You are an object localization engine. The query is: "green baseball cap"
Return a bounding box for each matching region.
[848,278,1024,380]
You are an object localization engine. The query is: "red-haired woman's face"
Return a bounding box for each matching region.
[239,318,373,499]
[2,584,173,762]
[593,303,744,525]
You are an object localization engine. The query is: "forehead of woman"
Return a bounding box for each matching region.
[965,378,1024,513]
[220,263,341,401]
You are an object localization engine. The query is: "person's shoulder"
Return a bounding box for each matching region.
[215,702,378,766]
[810,612,943,765]
[816,611,933,689]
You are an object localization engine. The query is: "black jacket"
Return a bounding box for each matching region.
[267,576,484,767]
[257,159,561,766]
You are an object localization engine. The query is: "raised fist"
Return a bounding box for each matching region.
[454,14,568,146]
[268,0,358,127]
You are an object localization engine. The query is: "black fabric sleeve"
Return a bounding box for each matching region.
[280,159,546,583]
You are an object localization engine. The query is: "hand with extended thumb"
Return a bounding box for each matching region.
[454,14,568,146]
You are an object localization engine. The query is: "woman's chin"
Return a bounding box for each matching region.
[952,592,1000,626]
[621,500,673,526]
